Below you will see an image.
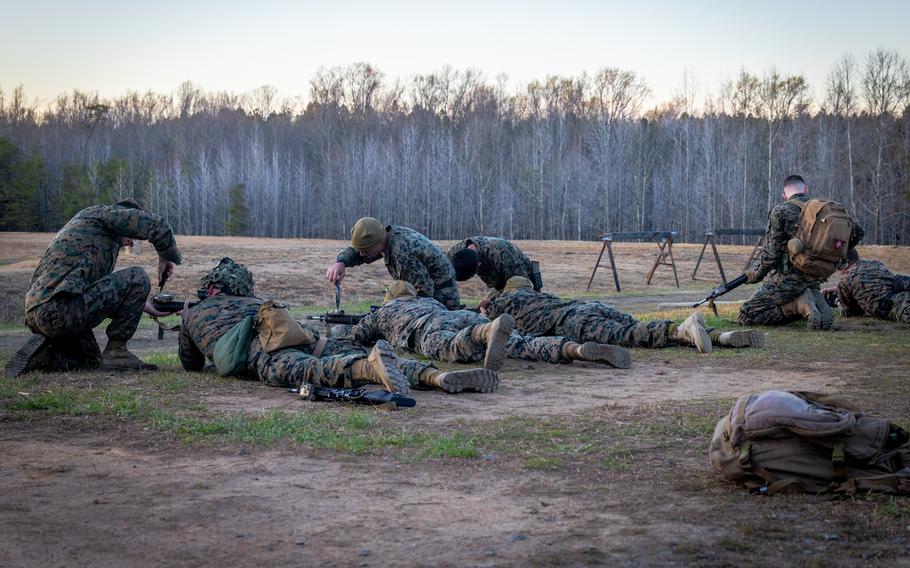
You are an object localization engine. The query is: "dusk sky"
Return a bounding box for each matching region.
[1,0,907,108]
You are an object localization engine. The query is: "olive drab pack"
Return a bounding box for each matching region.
[709,391,910,495]
[787,199,854,279]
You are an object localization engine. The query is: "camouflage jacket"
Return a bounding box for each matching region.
[447,236,534,296]
[836,260,910,318]
[485,288,576,336]
[26,205,181,311]
[352,296,484,349]
[336,225,460,308]
[753,194,865,281]
[179,294,263,371]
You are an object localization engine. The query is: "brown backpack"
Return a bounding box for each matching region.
[787,199,854,279]
[709,391,910,495]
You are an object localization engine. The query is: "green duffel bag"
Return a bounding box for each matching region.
[212,315,253,376]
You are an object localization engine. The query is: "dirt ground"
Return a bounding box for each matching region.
[1,233,909,567]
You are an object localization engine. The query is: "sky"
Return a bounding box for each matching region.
[1,0,907,109]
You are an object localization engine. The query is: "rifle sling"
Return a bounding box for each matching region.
[312,335,328,358]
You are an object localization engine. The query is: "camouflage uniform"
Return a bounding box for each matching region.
[738,194,864,326]
[447,236,536,301]
[836,260,910,323]
[336,225,461,309]
[351,296,574,364]
[179,294,438,388]
[24,204,181,352]
[485,289,676,348]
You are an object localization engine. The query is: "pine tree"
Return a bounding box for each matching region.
[226,182,249,236]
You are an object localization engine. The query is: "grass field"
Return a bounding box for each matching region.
[1,233,909,567]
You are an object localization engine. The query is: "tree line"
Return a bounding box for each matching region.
[1,48,908,244]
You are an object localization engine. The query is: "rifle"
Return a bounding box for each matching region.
[305,305,380,326]
[152,293,199,314]
[692,274,749,317]
[290,384,416,409]
[150,293,200,339]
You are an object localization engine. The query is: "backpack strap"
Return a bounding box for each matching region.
[787,197,807,210]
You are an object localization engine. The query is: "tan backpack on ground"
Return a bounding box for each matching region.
[709,391,910,495]
[787,199,854,279]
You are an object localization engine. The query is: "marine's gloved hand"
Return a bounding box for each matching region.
[157,258,175,287]
[744,270,761,284]
[326,261,346,284]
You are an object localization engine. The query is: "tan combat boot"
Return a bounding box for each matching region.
[469,314,515,370]
[673,312,713,353]
[101,340,159,371]
[709,330,765,348]
[562,342,633,369]
[418,367,499,393]
[781,289,828,330]
[350,340,410,394]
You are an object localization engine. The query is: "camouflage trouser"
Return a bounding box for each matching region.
[738,270,821,326]
[250,336,437,388]
[553,304,675,348]
[889,292,910,324]
[25,266,151,344]
[414,322,484,363]
[434,279,463,310]
[506,332,572,363]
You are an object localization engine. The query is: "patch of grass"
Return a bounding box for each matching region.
[5,386,146,418]
[144,352,183,369]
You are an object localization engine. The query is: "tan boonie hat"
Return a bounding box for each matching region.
[351,217,385,250]
[384,281,417,303]
[504,276,533,292]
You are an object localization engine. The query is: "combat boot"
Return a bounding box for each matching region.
[709,330,765,348]
[350,340,410,394]
[101,340,159,371]
[5,335,51,378]
[562,342,633,369]
[781,289,827,330]
[810,288,834,330]
[673,312,713,353]
[418,367,498,393]
[469,314,515,370]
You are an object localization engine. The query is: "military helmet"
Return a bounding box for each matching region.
[351,217,385,251]
[504,276,533,293]
[384,280,417,303]
[198,257,255,299]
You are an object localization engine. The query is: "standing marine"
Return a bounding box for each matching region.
[738,175,864,329]
[6,199,181,378]
[326,217,461,309]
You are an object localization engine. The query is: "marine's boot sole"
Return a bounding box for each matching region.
[436,369,499,393]
[720,330,766,348]
[483,314,515,371]
[368,340,410,395]
[811,289,834,330]
[578,342,633,369]
[4,334,48,378]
